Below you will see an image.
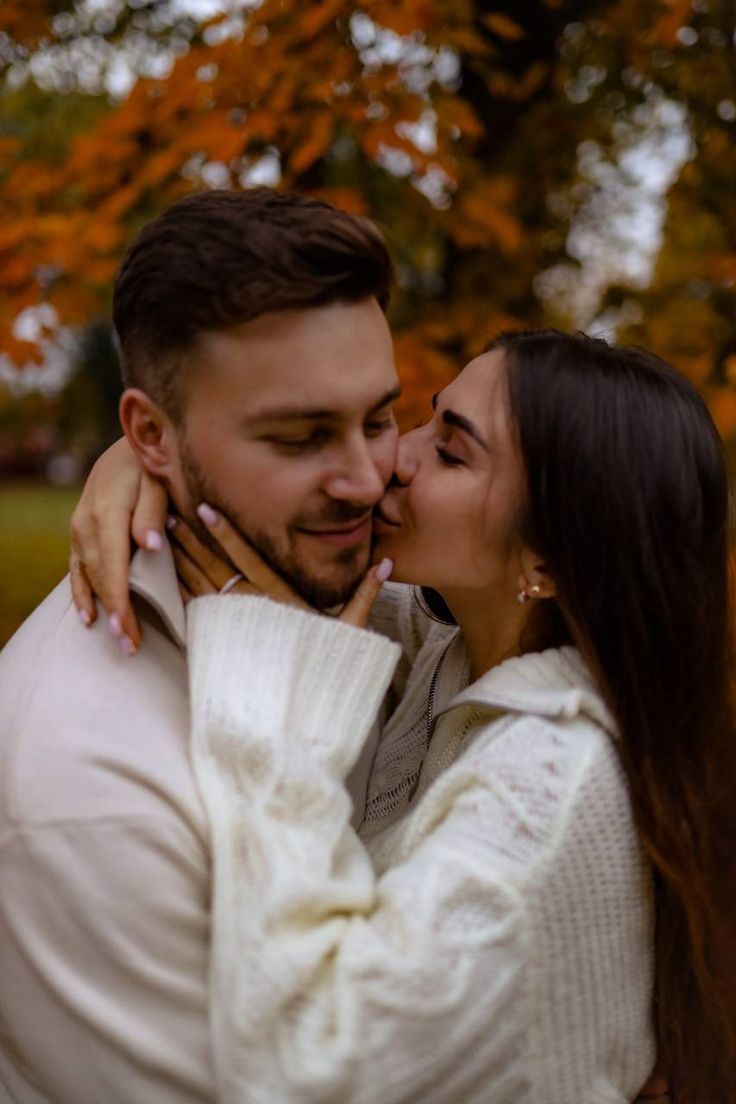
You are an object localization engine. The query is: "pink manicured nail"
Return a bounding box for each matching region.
[108,613,123,638]
[78,608,91,627]
[197,503,219,527]
[120,636,136,657]
[165,515,177,530]
[145,529,163,551]
[375,558,393,583]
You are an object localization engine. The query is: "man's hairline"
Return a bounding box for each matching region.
[115,292,395,427]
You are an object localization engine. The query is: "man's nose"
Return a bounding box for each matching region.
[324,437,387,505]
[392,428,421,487]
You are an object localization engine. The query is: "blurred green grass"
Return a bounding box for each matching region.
[0,481,79,648]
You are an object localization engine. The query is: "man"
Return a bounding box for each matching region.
[0,188,400,1103]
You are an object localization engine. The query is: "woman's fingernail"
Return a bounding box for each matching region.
[165,515,177,530]
[145,529,163,551]
[375,558,393,583]
[120,636,136,657]
[197,503,219,527]
[78,608,91,627]
[108,613,123,638]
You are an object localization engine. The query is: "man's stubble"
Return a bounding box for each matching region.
[178,436,368,609]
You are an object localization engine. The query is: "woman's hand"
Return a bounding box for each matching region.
[634,1067,670,1103]
[69,437,168,648]
[168,509,296,606]
[177,504,392,628]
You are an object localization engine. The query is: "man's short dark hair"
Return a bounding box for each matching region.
[113,188,394,420]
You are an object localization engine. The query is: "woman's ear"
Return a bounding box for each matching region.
[517,547,557,601]
[119,389,178,479]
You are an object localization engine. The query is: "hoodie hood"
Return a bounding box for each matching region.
[435,644,617,738]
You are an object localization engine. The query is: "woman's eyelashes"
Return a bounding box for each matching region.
[435,444,464,467]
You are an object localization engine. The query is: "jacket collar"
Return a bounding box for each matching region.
[435,644,617,737]
[129,544,187,650]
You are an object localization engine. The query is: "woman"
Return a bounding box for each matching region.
[70,330,735,1103]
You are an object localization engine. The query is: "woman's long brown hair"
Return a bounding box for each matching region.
[496,328,736,1101]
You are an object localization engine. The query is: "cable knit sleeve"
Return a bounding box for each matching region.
[187,595,652,1104]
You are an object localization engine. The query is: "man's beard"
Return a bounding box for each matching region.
[178,440,369,608]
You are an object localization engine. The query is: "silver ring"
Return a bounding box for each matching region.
[218,572,244,596]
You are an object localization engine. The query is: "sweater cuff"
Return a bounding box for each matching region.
[187,595,400,775]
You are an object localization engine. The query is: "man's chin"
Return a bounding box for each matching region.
[293,569,365,610]
[284,551,367,608]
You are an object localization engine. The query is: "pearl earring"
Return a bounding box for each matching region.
[518,583,542,603]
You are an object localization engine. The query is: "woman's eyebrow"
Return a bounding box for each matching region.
[431,393,489,452]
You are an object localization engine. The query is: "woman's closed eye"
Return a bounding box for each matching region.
[435,445,464,467]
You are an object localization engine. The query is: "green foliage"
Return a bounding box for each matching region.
[0,482,78,647]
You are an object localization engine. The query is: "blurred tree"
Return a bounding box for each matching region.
[55,320,123,455]
[0,0,734,437]
[540,0,736,447]
[0,0,606,427]
[610,0,736,449]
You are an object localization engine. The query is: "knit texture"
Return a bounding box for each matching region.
[187,587,655,1104]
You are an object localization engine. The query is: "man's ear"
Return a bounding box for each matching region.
[517,546,557,601]
[119,389,178,479]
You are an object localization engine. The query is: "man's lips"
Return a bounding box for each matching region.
[298,516,372,548]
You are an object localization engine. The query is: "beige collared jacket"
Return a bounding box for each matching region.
[0,549,380,1103]
[0,549,379,1104]
[0,548,216,1103]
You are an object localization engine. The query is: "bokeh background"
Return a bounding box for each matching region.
[1,0,735,645]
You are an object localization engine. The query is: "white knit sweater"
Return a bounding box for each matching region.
[187,583,655,1104]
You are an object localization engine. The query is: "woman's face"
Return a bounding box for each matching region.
[373,349,527,602]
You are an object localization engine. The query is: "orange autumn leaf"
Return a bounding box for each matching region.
[297,0,347,40]
[137,146,192,190]
[439,25,489,55]
[289,112,336,175]
[482,13,526,40]
[646,0,694,48]
[84,219,125,253]
[436,95,485,141]
[362,0,437,37]
[454,179,523,253]
[306,187,368,214]
[516,62,550,101]
[0,0,53,44]
[393,332,457,430]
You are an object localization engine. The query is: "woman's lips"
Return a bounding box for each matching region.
[299,516,372,548]
[373,504,400,530]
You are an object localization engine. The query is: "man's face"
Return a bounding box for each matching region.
[168,298,400,607]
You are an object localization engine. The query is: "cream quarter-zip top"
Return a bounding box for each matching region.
[187,587,654,1104]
